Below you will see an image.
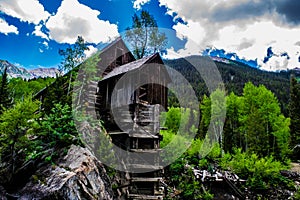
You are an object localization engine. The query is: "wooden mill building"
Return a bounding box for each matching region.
[95,37,170,200]
[36,37,170,199]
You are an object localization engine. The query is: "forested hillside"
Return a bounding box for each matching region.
[164,56,291,115]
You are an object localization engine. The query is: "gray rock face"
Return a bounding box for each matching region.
[18,145,114,200]
[0,59,59,79]
[28,68,59,78]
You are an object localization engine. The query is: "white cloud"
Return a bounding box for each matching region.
[33,24,49,40]
[42,41,49,48]
[159,0,300,71]
[84,45,98,58]
[0,18,19,35]
[0,0,50,24]
[45,0,119,44]
[133,0,150,10]
[37,40,49,53]
[163,47,181,59]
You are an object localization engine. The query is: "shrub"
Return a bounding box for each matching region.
[219,148,290,190]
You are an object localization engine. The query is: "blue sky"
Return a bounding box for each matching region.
[0,0,179,69]
[0,0,300,71]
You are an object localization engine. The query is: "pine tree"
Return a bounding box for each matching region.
[0,67,12,114]
[289,76,300,159]
[0,98,40,179]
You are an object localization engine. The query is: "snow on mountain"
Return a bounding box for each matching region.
[210,56,231,64]
[29,68,59,78]
[0,60,59,79]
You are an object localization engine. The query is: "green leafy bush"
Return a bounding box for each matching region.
[219,148,290,190]
[0,98,41,180]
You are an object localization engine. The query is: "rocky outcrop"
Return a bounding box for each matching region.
[16,145,113,200]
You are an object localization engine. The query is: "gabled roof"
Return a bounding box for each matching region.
[34,37,133,98]
[99,36,132,57]
[101,53,158,81]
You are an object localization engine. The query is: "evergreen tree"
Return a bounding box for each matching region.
[0,98,40,179]
[289,76,300,159]
[40,103,79,147]
[0,67,12,114]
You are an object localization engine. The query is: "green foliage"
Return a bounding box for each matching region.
[42,75,72,114]
[241,83,290,159]
[8,77,55,101]
[40,103,80,147]
[58,36,89,73]
[0,98,40,177]
[207,143,222,159]
[179,172,203,200]
[161,106,221,163]
[166,157,214,199]
[294,189,300,200]
[219,148,290,190]
[59,36,89,96]
[289,76,300,160]
[73,51,101,109]
[187,138,203,157]
[224,92,243,152]
[164,57,291,115]
[160,130,175,148]
[125,10,167,58]
[160,107,199,164]
[199,95,211,139]
[0,67,12,113]
[162,85,292,198]
[162,107,195,134]
[199,89,226,152]
[161,131,189,163]
[221,82,291,159]
[187,139,221,167]
[162,107,181,132]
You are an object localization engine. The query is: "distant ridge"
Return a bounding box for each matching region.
[164,55,291,115]
[29,67,59,78]
[0,60,59,79]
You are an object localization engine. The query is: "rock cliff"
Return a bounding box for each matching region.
[7,145,113,199]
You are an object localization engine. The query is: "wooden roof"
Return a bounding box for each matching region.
[101,53,158,81]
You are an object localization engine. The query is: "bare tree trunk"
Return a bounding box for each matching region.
[67,72,73,96]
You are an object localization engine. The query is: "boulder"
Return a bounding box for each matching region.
[17,145,114,200]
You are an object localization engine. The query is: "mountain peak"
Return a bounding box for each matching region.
[0,60,59,79]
